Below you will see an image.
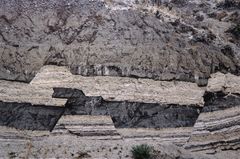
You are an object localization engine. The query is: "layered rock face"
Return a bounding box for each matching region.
[0,0,240,158]
[0,66,239,158]
[0,65,203,130]
[185,73,240,154]
[0,0,239,84]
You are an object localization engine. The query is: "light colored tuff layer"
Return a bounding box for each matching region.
[0,80,67,106]
[185,107,240,153]
[117,127,193,146]
[30,65,205,106]
[207,72,240,94]
[52,115,121,140]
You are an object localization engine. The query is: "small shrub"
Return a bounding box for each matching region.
[131,144,154,159]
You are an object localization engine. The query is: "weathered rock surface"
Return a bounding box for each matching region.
[117,127,193,146]
[0,0,240,158]
[0,65,202,131]
[203,91,240,112]
[0,0,239,83]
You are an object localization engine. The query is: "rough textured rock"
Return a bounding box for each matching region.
[0,65,202,131]
[1,0,240,156]
[0,0,239,84]
[1,67,240,157]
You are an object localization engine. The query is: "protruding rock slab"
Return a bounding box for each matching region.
[31,65,205,106]
[207,72,240,94]
[53,115,121,140]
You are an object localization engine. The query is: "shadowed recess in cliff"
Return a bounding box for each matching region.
[52,87,202,129]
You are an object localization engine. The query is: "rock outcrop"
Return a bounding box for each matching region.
[0,0,239,84]
[0,65,202,130]
[0,0,240,158]
[0,65,240,158]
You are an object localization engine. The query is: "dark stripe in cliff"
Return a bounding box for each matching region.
[203,91,240,112]
[0,101,64,131]
[53,88,202,129]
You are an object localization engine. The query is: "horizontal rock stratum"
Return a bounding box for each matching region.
[0,80,67,106]
[31,65,205,105]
